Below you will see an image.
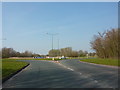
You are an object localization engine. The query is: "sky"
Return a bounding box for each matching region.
[0,2,2,49]
[2,2,118,55]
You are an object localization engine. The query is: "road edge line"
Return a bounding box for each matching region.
[79,61,119,69]
[2,63,30,83]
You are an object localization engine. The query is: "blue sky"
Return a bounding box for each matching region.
[0,2,2,49]
[2,2,118,54]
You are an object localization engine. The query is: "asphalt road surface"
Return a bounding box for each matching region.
[3,59,118,88]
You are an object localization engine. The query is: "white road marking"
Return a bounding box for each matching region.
[79,73,82,75]
[67,68,74,71]
[54,61,75,71]
[94,80,98,83]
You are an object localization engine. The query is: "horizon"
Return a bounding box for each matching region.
[2,2,118,55]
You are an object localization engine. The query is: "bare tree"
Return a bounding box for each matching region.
[2,47,16,58]
[49,49,60,57]
[90,28,119,59]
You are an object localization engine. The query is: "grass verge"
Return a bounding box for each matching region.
[2,59,29,80]
[3,58,64,61]
[80,58,119,67]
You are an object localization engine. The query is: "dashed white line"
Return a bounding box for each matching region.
[79,73,82,75]
[67,68,74,71]
[53,61,75,71]
[94,80,98,83]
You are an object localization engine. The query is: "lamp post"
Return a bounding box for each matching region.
[0,38,6,40]
[0,38,6,58]
[46,33,58,60]
[0,38,6,48]
[57,36,60,57]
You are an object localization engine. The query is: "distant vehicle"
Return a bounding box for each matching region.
[33,57,44,58]
[61,57,66,59]
[46,56,50,58]
[59,56,66,59]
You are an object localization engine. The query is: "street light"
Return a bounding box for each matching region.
[0,38,6,45]
[46,33,58,60]
[0,38,6,40]
[46,33,58,50]
[57,35,60,57]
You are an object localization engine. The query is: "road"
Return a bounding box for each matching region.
[3,59,118,88]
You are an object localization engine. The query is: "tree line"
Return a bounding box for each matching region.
[49,47,96,57]
[90,28,119,59]
[1,47,41,58]
[4,28,118,59]
[1,47,95,58]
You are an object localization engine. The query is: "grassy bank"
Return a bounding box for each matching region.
[2,59,29,79]
[80,58,119,67]
[2,58,64,80]
[4,58,64,61]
